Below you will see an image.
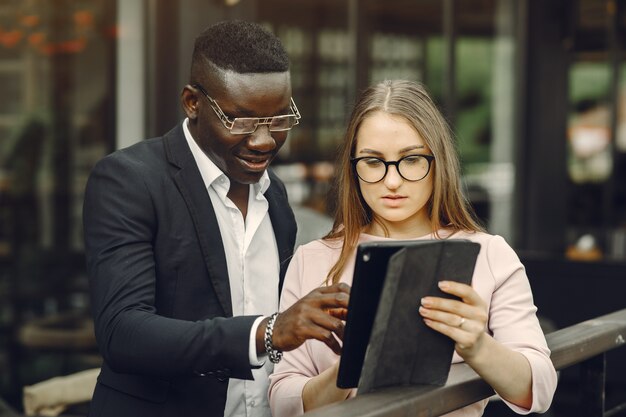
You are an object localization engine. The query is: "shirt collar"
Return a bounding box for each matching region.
[182,118,271,196]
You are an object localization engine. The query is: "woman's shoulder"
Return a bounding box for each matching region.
[287,238,345,288]
[295,237,344,255]
[448,230,523,284]
[446,229,509,247]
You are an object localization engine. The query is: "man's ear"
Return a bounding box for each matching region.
[181,85,199,120]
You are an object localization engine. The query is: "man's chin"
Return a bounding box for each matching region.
[231,170,265,186]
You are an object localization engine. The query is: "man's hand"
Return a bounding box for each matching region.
[257,282,350,355]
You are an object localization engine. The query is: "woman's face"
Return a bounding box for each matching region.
[354,111,434,237]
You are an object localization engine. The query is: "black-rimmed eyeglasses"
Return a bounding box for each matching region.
[192,83,301,135]
[351,154,435,183]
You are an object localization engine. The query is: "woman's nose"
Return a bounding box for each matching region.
[383,165,403,189]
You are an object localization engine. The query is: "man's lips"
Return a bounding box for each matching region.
[237,154,272,171]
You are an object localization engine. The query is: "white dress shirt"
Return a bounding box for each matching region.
[184,119,280,417]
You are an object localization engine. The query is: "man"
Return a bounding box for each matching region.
[83,20,349,417]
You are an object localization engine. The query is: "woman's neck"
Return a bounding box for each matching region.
[365,218,433,240]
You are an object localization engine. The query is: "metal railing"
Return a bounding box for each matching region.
[303,309,626,417]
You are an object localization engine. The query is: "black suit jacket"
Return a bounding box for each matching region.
[83,124,297,417]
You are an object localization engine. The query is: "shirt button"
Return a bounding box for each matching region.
[250,400,255,407]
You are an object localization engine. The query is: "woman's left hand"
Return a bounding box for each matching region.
[418,280,488,360]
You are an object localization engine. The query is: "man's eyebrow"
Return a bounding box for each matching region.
[227,103,292,118]
[221,104,255,118]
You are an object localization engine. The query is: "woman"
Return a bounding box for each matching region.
[268,80,557,417]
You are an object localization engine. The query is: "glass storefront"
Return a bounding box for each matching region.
[0,0,115,406]
[565,0,626,259]
[256,0,516,236]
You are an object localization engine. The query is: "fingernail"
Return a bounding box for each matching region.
[421,297,431,307]
[438,281,449,290]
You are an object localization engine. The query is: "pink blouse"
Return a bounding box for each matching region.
[268,230,557,417]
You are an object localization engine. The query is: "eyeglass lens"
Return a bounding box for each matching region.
[355,155,432,183]
[194,83,300,135]
[230,115,298,134]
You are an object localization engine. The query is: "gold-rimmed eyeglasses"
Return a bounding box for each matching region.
[192,83,301,135]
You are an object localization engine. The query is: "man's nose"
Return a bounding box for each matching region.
[247,125,276,153]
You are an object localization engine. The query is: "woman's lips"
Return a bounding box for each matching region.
[382,195,407,207]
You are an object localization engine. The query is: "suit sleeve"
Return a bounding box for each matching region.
[83,151,257,380]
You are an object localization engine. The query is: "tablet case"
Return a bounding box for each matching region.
[336,240,432,388]
[336,239,480,391]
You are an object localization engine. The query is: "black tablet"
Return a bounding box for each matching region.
[336,239,480,390]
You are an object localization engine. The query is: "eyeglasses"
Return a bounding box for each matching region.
[192,83,301,135]
[351,154,435,183]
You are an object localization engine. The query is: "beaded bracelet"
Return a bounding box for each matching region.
[264,312,283,364]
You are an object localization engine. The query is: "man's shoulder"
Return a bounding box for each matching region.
[97,130,174,171]
[94,139,159,176]
[104,123,183,162]
[116,135,165,158]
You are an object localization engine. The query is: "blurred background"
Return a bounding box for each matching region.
[0,0,625,416]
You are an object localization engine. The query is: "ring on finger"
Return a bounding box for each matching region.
[458,317,466,328]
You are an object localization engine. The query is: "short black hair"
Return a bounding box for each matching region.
[191,20,289,74]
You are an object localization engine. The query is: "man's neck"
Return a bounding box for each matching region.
[227,182,250,220]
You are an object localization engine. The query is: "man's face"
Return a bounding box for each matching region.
[186,71,292,186]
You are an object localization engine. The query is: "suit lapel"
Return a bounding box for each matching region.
[266,172,296,295]
[163,125,233,317]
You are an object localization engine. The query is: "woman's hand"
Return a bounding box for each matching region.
[419,280,533,409]
[418,280,489,360]
[302,359,352,412]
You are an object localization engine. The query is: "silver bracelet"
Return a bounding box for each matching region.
[264,312,283,364]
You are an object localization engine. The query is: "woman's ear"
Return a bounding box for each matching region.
[181,85,199,120]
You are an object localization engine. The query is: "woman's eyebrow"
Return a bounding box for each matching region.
[357,145,425,156]
[357,148,384,156]
[398,145,425,153]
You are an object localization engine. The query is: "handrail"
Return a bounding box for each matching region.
[303,308,626,417]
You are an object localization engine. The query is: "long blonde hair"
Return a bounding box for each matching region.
[325,80,484,284]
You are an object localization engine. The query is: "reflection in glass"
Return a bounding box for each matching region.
[0,0,115,404]
[567,62,612,183]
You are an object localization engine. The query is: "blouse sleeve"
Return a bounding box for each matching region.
[268,246,316,417]
[486,235,558,414]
